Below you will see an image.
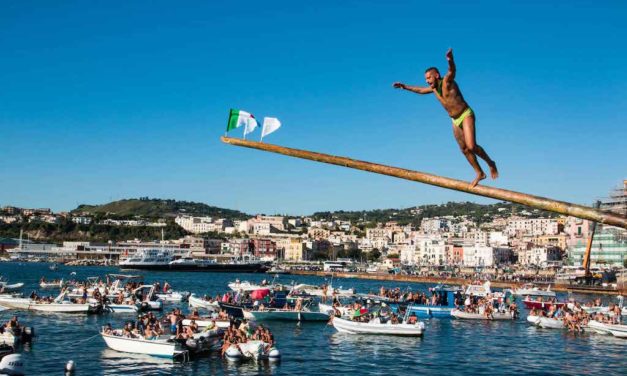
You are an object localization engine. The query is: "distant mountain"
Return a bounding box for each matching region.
[71,198,249,220]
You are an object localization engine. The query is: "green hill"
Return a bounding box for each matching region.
[312,201,558,227]
[71,198,249,220]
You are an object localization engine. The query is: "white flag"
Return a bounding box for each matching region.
[243,116,258,138]
[261,117,281,140]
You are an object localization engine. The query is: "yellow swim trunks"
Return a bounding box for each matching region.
[452,107,473,128]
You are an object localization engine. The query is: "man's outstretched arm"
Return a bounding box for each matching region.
[393,82,433,94]
[444,48,455,83]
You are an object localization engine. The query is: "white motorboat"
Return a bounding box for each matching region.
[292,283,355,297]
[511,284,556,298]
[0,283,24,293]
[228,281,271,292]
[224,340,280,361]
[101,330,185,358]
[331,316,425,336]
[103,303,139,314]
[526,315,564,329]
[451,308,515,320]
[0,292,96,313]
[155,291,190,303]
[188,295,219,311]
[587,320,627,338]
[39,279,64,289]
[131,285,163,311]
[587,320,612,335]
[181,318,230,329]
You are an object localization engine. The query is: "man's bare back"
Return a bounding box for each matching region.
[393,48,498,188]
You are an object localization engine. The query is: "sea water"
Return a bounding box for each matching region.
[0,263,624,375]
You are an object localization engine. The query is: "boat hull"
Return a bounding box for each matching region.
[188,295,219,311]
[243,309,330,322]
[332,317,424,336]
[102,333,177,358]
[451,309,515,320]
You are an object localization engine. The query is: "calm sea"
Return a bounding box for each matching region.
[0,263,624,375]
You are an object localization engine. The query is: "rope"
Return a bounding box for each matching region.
[67,333,101,347]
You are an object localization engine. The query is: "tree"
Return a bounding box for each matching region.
[368,248,381,262]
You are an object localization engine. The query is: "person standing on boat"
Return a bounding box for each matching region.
[393,48,498,187]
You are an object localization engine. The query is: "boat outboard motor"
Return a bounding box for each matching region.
[0,353,24,376]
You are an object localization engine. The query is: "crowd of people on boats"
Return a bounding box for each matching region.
[529,298,623,332]
[457,294,519,319]
[220,320,275,357]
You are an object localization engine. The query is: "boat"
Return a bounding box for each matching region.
[155,291,190,303]
[0,326,34,347]
[0,292,98,313]
[0,278,24,293]
[120,250,270,272]
[511,284,556,298]
[224,340,280,362]
[228,281,273,292]
[101,330,186,359]
[39,279,64,289]
[188,295,219,311]
[168,257,269,273]
[404,285,462,318]
[217,302,251,318]
[243,308,330,322]
[450,308,516,320]
[522,297,566,310]
[587,320,612,335]
[587,320,627,338]
[331,316,425,336]
[181,318,230,329]
[119,249,174,270]
[526,315,564,329]
[292,283,355,297]
[131,285,163,311]
[102,303,139,314]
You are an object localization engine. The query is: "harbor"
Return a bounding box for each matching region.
[0,262,625,375]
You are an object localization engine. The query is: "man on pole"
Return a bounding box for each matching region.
[393,48,498,188]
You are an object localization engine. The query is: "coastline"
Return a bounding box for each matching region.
[288,270,627,296]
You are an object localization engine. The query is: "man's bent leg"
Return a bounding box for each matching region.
[461,114,498,180]
[453,123,485,187]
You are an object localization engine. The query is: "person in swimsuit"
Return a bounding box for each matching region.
[393,48,498,187]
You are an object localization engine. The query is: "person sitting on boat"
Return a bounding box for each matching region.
[103,323,113,335]
[144,325,158,340]
[122,322,135,338]
[407,313,418,325]
[189,309,200,320]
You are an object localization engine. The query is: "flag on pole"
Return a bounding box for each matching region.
[243,116,258,137]
[226,109,257,132]
[261,117,281,141]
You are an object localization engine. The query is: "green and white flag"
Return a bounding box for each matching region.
[226,109,257,133]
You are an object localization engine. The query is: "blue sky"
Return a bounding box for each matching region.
[1,1,625,215]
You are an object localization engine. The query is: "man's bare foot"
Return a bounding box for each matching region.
[469,172,487,188]
[488,161,499,179]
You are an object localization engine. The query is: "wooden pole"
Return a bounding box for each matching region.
[221,136,627,229]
